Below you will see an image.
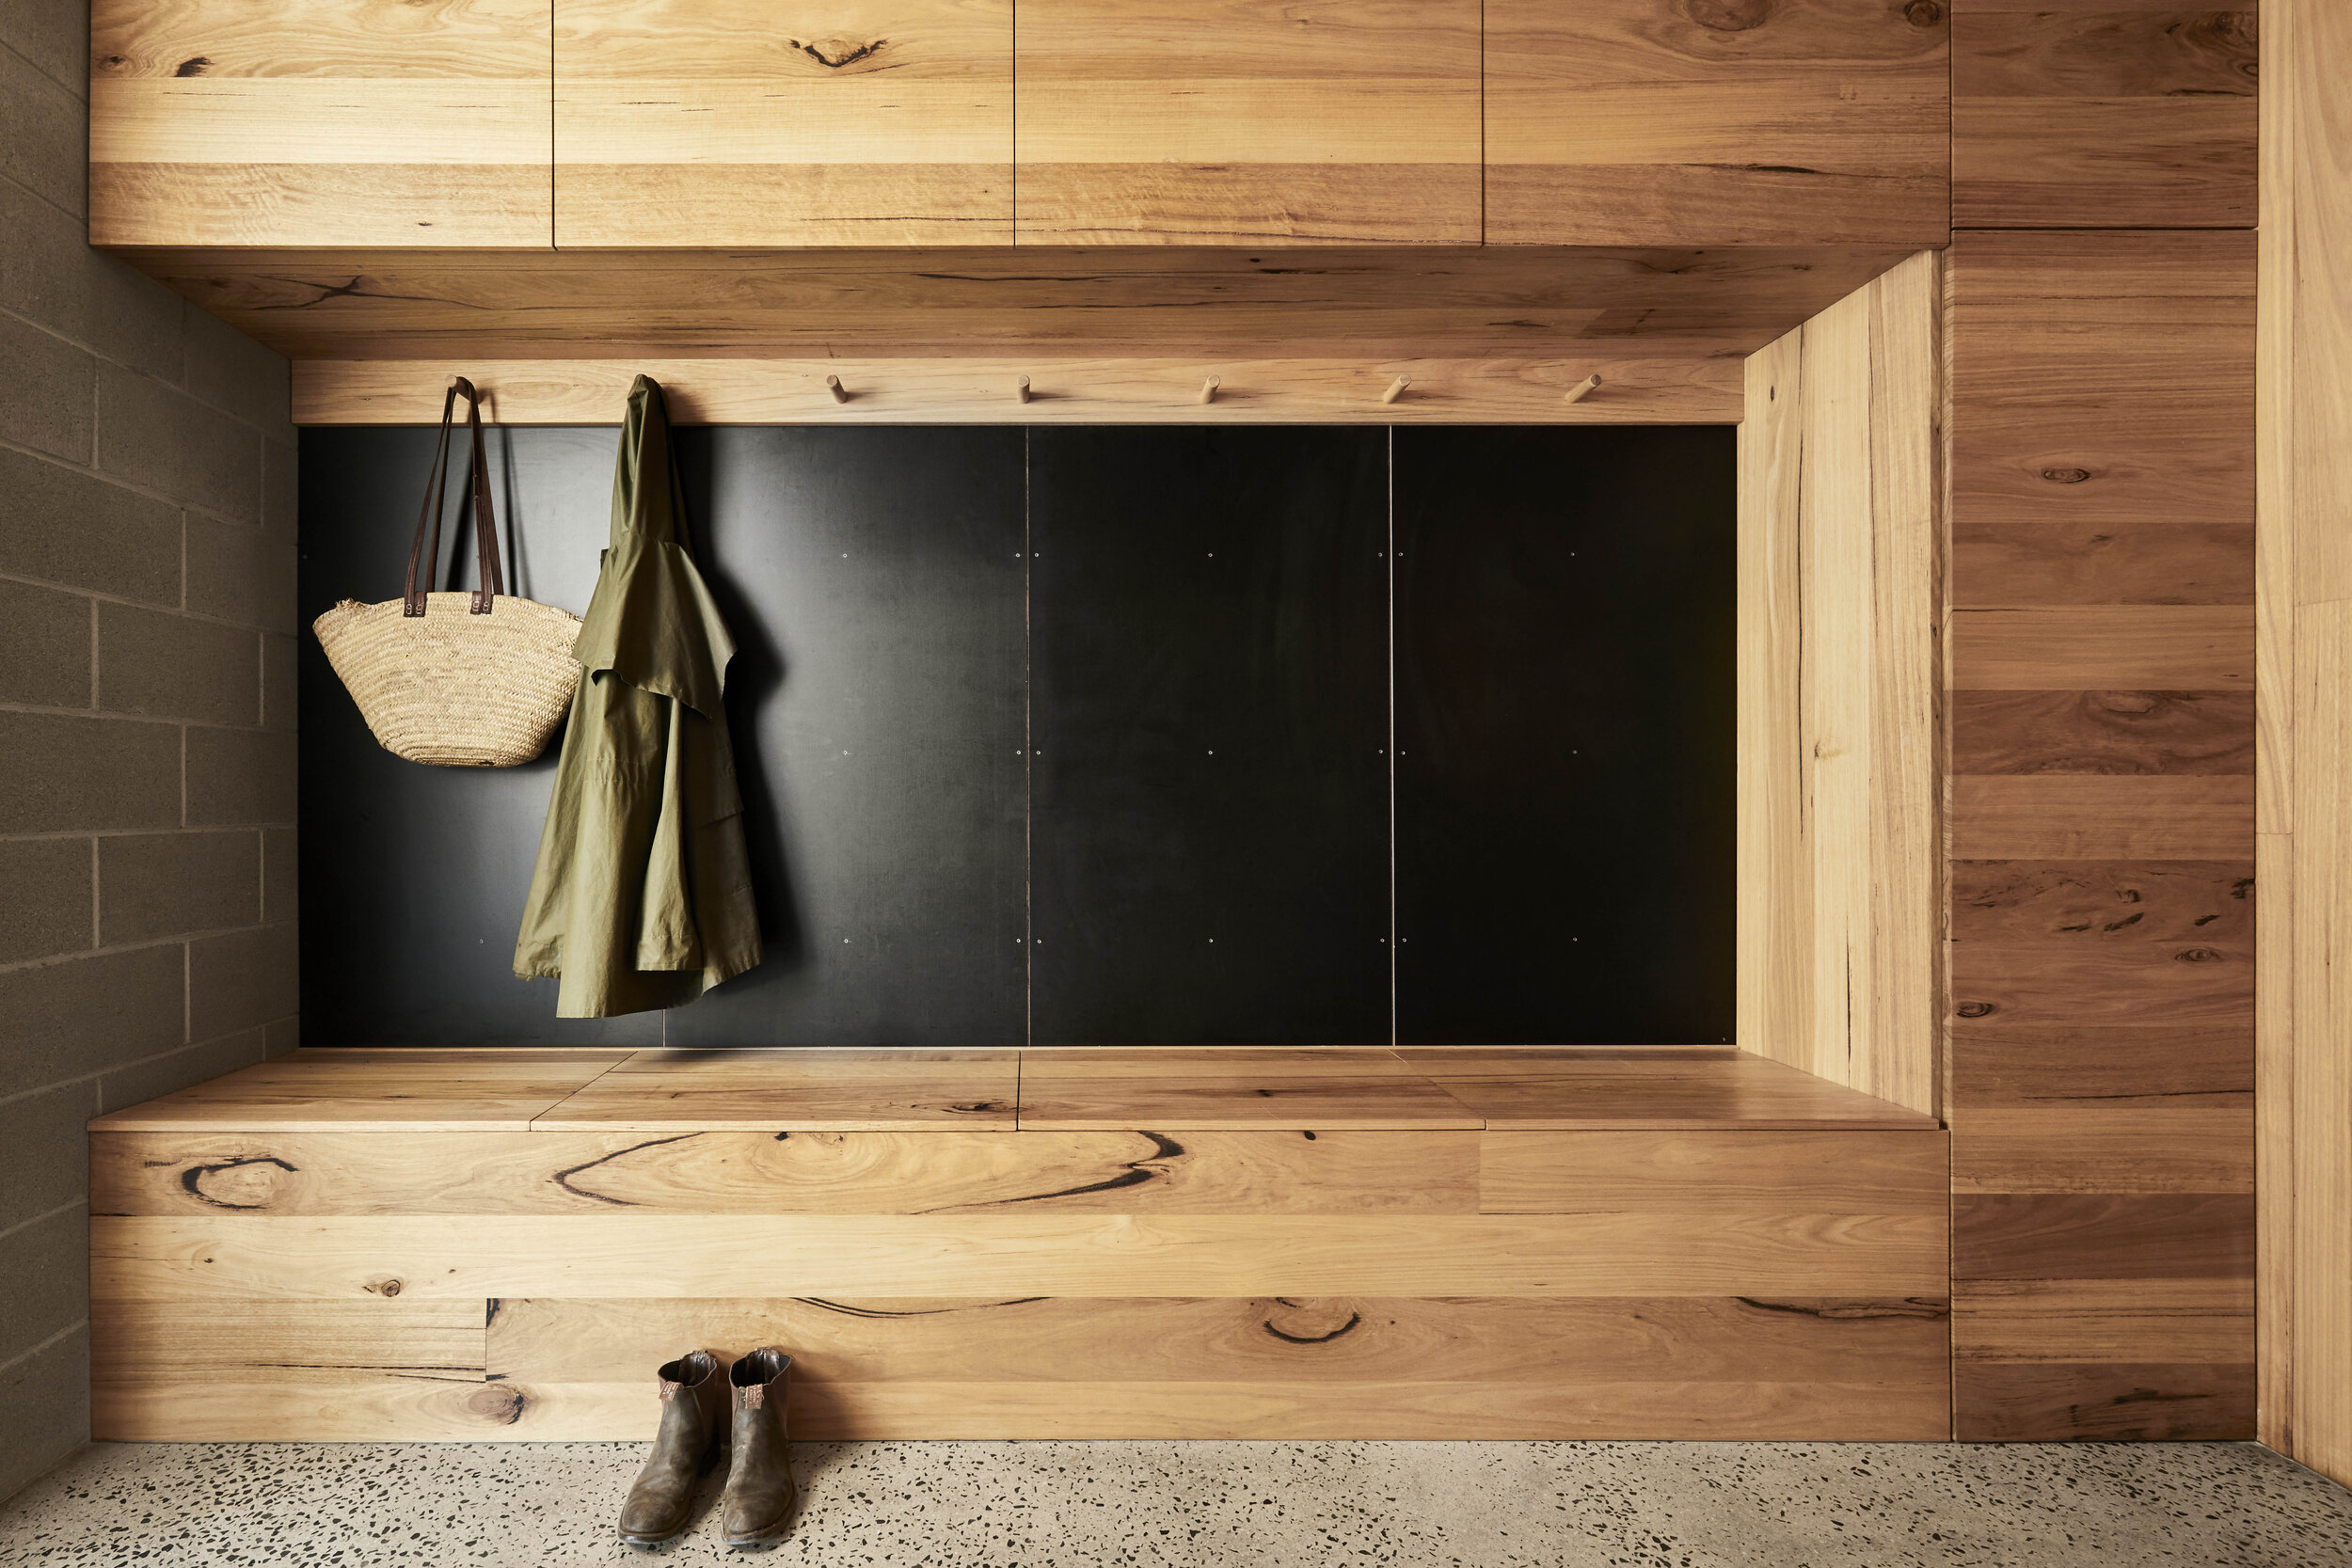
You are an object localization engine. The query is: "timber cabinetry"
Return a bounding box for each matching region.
[554,0,1013,245]
[90,0,553,246]
[89,1046,1950,1441]
[88,0,1951,250]
[1012,0,1480,245]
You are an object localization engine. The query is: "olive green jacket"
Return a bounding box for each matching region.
[514,375,761,1016]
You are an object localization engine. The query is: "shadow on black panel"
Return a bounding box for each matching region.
[646,427,1027,1048]
[298,424,663,1046]
[670,428,807,985]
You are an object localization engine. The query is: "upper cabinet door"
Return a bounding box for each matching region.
[90,0,552,246]
[1486,0,1950,246]
[1016,0,1481,245]
[556,0,1012,246]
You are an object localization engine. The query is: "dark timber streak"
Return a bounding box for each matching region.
[1263,1308,1362,1345]
[983,1132,1187,1206]
[1737,1297,1949,1320]
[180,1155,297,1211]
[798,1298,1046,1318]
[551,1135,698,1207]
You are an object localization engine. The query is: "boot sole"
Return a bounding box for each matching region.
[723,1501,799,1550]
[723,1528,793,1549]
[618,1527,691,1547]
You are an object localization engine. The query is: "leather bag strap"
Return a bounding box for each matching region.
[401,376,506,617]
[463,384,504,611]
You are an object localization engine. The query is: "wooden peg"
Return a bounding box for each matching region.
[825,373,850,404]
[1381,374,1411,404]
[1561,373,1602,405]
[1016,375,1031,404]
[1199,375,1219,405]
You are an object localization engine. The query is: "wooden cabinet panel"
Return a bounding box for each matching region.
[1486,0,1950,246]
[1013,0,1480,245]
[554,0,1010,245]
[1953,5,2258,229]
[90,0,551,246]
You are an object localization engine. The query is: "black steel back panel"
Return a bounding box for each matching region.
[1393,425,1738,1043]
[1027,428,1391,1044]
[299,424,1732,1048]
[298,425,1025,1046]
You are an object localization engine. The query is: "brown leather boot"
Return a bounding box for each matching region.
[617,1350,728,1546]
[721,1347,797,1548]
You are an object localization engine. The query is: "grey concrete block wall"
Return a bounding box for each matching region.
[0,1,297,1504]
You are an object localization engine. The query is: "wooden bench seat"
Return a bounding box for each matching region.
[93,1044,1939,1134]
[89,1046,1949,1442]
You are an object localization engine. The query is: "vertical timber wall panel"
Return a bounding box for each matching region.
[1946,231,2256,1440]
[2259,0,2352,1484]
[1738,253,1941,1118]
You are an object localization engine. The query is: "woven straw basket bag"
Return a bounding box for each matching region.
[314,377,581,768]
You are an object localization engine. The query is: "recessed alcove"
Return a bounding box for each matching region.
[87,245,1946,1442]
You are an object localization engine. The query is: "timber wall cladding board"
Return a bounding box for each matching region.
[89,0,552,245]
[1484,0,1951,246]
[1951,3,2258,230]
[1947,230,2254,1441]
[1735,252,1941,1117]
[2259,0,2352,1483]
[1011,0,1481,245]
[89,1127,1950,1440]
[554,0,1013,245]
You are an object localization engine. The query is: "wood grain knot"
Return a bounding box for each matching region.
[1955,1001,1995,1019]
[1676,0,1772,33]
[2175,12,2258,74]
[2041,467,2092,484]
[1263,1298,1363,1345]
[1902,0,1944,27]
[180,1154,296,1211]
[465,1385,528,1426]
[792,35,886,68]
[2172,947,2227,964]
[173,55,210,76]
[366,1276,404,1297]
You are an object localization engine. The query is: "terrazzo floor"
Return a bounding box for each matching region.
[1,1439,2348,1567]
